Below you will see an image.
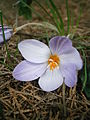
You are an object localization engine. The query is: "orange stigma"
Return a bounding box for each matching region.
[48,54,60,70]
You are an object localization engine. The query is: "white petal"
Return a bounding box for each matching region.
[60,47,83,70]
[18,39,51,63]
[39,68,63,92]
[13,60,47,81]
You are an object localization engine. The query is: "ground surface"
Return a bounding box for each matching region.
[0,0,90,120]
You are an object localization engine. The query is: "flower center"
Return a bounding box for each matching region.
[48,54,60,70]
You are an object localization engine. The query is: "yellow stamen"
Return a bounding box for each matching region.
[48,54,60,70]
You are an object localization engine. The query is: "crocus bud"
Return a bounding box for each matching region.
[0,25,13,44]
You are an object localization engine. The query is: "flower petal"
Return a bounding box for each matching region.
[49,36,72,55]
[60,47,83,70]
[39,68,63,92]
[13,60,47,81]
[18,39,51,63]
[60,63,77,87]
[0,25,13,43]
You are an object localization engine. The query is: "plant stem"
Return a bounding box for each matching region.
[45,30,49,46]
[62,81,66,118]
[16,7,18,27]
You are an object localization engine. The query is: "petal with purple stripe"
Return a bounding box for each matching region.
[0,25,13,43]
[49,36,72,55]
[60,47,83,70]
[59,63,77,87]
[13,60,47,81]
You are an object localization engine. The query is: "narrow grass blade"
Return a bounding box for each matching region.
[71,11,74,33]
[73,8,82,33]
[45,30,49,46]
[45,0,61,34]
[0,11,10,58]
[0,60,13,70]
[65,0,70,34]
[81,49,87,91]
[34,0,56,25]
[48,0,64,35]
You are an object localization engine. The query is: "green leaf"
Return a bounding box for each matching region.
[18,0,32,19]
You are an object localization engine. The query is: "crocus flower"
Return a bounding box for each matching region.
[0,25,13,44]
[13,36,83,92]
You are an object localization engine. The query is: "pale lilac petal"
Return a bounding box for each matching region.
[18,39,51,63]
[39,68,63,92]
[0,25,13,43]
[59,64,77,87]
[49,36,72,55]
[13,60,47,81]
[60,47,83,70]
